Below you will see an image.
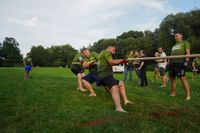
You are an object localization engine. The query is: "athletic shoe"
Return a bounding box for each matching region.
[185,96,191,101]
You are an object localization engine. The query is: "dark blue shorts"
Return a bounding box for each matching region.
[25,65,32,72]
[97,75,119,89]
[82,72,99,84]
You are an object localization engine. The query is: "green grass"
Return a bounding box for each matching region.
[0,67,200,133]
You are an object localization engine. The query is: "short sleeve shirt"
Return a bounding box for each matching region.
[84,52,99,73]
[71,53,84,70]
[24,57,32,65]
[170,41,190,63]
[158,52,167,69]
[98,50,113,78]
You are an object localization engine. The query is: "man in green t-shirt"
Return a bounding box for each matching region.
[192,57,200,80]
[169,33,191,101]
[98,46,132,112]
[71,52,86,92]
[81,48,99,96]
[23,53,33,80]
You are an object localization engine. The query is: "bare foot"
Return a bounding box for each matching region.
[79,88,87,92]
[116,108,127,113]
[125,101,133,105]
[89,93,96,97]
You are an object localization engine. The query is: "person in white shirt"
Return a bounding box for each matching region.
[158,47,168,87]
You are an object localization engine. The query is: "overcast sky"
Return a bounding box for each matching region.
[0,0,199,55]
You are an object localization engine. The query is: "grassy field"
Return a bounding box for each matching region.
[0,67,200,133]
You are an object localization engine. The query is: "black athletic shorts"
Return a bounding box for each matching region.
[82,72,99,84]
[159,67,166,76]
[97,75,119,89]
[169,63,185,78]
[71,68,83,76]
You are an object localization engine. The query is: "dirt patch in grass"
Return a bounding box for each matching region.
[150,107,192,119]
[79,107,192,128]
[78,115,152,128]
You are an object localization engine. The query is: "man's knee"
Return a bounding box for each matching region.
[77,73,83,79]
[118,80,124,87]
[179,76,187,82]
[111,85,119,92]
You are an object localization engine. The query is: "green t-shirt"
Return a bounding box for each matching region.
[98,50,113,78]
[24,57,32,65]
[170,41,190,63]
[83,52,99,73]
[193,58,200,68]
[71,53,84,69]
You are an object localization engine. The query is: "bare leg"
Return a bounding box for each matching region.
[82,79,96,96]
[24,72,29,80]
[179,76,190,99]
[77,73,86,91]
[111,85,126,112]
[170,76,176,96]
[162,75,167,87]
[118,81,133,105]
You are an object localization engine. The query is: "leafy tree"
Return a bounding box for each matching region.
[1,37,23,66]
[30,45,50,66]
[0,42,4,66]
[117,30,144,39]
[48,44,77,67]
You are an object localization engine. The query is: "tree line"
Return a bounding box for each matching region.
[0,9,199,67]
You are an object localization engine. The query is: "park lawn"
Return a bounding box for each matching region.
[0,67,200,133]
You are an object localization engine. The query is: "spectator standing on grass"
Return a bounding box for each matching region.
[23,53,33,80]
[138,50,148,87]
[168,32,191,101]
[152,52,160,83]
[133,50,141,84]
[192,57,200,80]
[123,50,134,82]
[158,47,168,88]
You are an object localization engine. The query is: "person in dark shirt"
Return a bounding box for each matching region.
[138,50,148,87]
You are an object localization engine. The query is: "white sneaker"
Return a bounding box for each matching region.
[185,96,191,101]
